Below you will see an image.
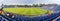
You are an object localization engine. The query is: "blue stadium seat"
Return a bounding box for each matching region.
[56,18,60,21]
[41,13,60,21]
[0,17,2,20]
[0,12,60,21]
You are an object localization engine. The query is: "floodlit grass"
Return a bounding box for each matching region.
[3,7,48,16]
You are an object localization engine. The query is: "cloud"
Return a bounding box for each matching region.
[0,0,60,5]
[0,0,4,5]
[34,0,60,4]
[3,0,34,5]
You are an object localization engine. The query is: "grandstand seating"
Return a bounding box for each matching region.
[0,15,7,21]
[0,13,60,21]
[43,13,60,21]
[56,18,60,21]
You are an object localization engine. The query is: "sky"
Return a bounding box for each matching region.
[0,0,60,5]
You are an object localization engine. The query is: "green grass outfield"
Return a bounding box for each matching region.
[3,7,50,16]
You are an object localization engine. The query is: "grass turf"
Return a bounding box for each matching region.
[3,7,50,16]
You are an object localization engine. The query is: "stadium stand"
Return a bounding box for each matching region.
[0,5,60,21]
[0,13,59,21]
[0,11,60,21]
[0,14,7,21]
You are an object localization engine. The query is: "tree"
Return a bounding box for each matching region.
[33,4,38,7]
[39,4,46,7]
[25,4,28,7]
